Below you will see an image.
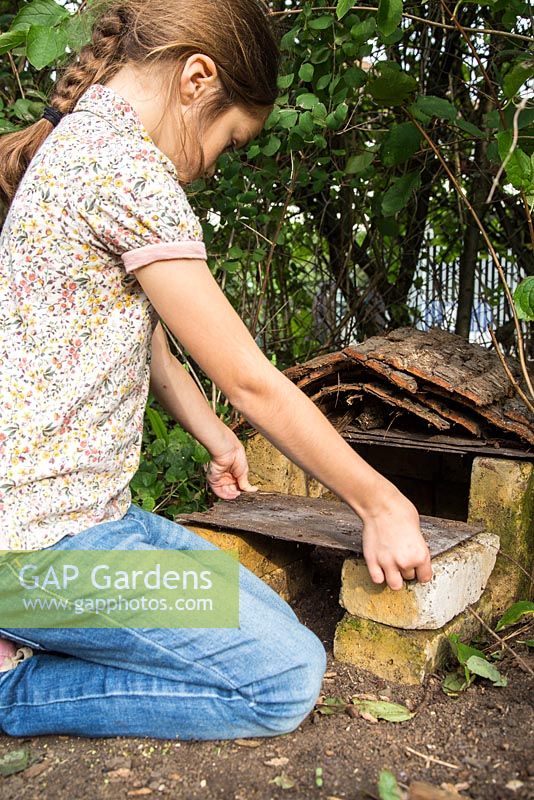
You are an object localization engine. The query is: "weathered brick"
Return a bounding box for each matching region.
[339,531,499,629]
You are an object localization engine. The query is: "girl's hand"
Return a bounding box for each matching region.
[204,439,258,501]
[361,485,432,591]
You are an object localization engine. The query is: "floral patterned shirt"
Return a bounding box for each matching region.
[0,83,207,550]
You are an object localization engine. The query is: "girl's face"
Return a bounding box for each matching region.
[166,54,270,182]
[178,103,269,183]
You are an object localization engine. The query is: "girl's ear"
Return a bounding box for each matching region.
[180,53,219,106]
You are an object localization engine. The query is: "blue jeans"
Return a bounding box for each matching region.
[0,503,327,740]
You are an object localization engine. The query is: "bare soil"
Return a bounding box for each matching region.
[1,548,533,800]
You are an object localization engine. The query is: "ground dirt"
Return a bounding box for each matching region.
[0,548,532,800]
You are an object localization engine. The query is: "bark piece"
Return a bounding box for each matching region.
[343,326,516,407]
[176,491,485,557]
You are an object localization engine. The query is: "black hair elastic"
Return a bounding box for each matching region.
[42,106,64,127]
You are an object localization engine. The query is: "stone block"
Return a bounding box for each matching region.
[468,457,534,612]
[333,456,534,683]
[334,576,504,687]
[187,525,313,603]
[243,433,337,500]
[339,531,499,629]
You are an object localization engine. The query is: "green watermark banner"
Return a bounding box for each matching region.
[0,549,239,629]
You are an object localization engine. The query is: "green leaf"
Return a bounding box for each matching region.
[297,93,321,110]
[12,0,69,30]
[262,135,281,156]
[454,118,484,138]
[61,12,92,51]
[11,98,44,122]
[0,118,19,132]
[497,131,534,191]
[346,151,374,173]
[343,65,367,89]
[312,102,328,121]
[414,95,457,121]
[496,600,534,630]
[377,0,403,37]
[146,407,168,443]
[276,73,294,90]
[315,696,347,715]
[381,122,422,166]
[278,109,298,129]
[336,0,354,19]
[350,17,377,45]
[247,144,261,158]
[448,633,486,665]
[297,111,314,135]
[351,699,415,722]
[368,66,417,105]
[442,669,470,696]
[0,749,30,777]
[381,171,420,215]
[465,656,508,686]
[26,24,68,68]
[0,29,27,54]
[503,60,534,99]
[308,14,334,30]
[378,769,402,800]
[299,62,314,82]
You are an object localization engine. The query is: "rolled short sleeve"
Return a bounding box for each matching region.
[74,147,207,273]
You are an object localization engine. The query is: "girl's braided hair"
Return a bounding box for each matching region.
[0,0,280,206]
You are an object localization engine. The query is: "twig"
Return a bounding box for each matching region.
[404,746,461,770]
[487,327,534,415]
[408,113,534,412]
[466,605,534,677]
[250,152,299,338]
[162,321,210,405]
[7,52,25,99]
[268,6,533,42]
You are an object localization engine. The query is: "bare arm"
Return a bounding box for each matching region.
[135,259,432,590]
[149,320,235,457]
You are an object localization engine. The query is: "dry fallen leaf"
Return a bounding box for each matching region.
[269,773,295,790]
[505,780,524,792]
[106,768,132,780]
[21,762,49,779]
[264,757,289,767]
[359,710,379,724]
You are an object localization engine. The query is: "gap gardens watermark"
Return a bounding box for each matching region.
[0,549,239,629]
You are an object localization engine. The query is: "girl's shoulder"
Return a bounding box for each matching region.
[34,83,180,194]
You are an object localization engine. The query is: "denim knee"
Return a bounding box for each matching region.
[246,624,327,734]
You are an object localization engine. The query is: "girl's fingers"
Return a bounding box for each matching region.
[383,566,404,591]
[366,561,385,585]
[400,567,416,581]
[416,561,433,583]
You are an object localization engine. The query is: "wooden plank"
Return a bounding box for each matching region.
[175,491,486,557]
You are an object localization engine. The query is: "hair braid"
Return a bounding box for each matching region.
[50,7,129,115]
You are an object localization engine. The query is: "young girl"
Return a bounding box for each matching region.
[0,0,432,740]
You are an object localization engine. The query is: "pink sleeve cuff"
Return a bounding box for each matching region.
[122,241,207,272]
